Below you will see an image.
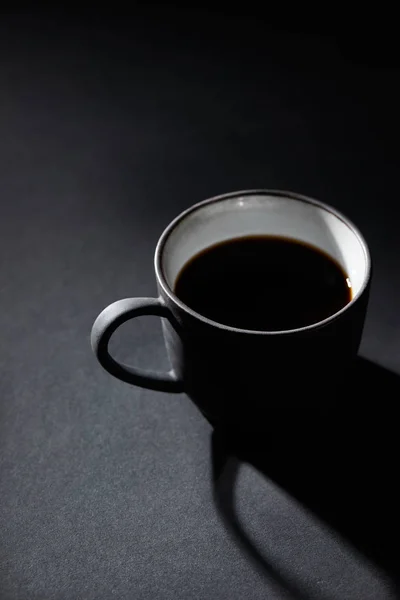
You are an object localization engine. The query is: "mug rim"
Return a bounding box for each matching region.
[155,189,371,336]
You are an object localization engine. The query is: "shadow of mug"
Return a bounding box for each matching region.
[211,357,400,596]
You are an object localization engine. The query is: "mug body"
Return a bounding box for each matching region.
[155,190,371,425]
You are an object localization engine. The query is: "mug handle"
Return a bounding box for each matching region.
[91,298,184,392]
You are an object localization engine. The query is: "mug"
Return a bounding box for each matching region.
[91,190,371,426]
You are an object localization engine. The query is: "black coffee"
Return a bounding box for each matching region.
[174,236,352,331]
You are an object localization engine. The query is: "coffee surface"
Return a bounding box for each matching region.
[174,236,351,331]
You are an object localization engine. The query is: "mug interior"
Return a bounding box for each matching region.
[159,192,370,323]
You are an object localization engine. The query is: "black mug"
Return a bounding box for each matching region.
[91,190,371,427]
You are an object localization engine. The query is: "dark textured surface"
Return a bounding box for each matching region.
[0,12,399,599]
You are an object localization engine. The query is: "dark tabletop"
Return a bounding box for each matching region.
[1,10,399,600]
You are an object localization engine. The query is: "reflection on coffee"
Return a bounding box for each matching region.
[174,236,352,331]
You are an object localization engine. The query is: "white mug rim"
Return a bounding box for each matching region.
[155,189,371,336]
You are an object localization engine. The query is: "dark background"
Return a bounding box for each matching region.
[0,9,399,599]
